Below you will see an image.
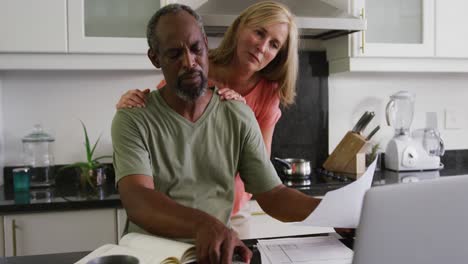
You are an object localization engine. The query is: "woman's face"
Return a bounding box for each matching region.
[235,22,288,73]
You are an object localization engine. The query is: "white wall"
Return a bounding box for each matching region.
[329,72,468,153]
[1,70,162,166]
[2,70,468,169]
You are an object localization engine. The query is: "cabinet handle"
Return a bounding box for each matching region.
[12,219,17,256]
[360,8,366,54]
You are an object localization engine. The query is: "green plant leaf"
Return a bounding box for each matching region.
[59,162,91,171]
[80,120,92,163]
[90,133,103,160]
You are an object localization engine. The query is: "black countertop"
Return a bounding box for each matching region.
[2,156,468,215]
[0,181,122,215]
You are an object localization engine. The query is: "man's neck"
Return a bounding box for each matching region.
[160,87,213,123]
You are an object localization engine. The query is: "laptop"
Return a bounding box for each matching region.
[352,175,468,264]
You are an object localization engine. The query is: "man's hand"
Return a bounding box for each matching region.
[195,219,252,264]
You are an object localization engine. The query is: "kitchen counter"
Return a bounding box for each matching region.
[279,165,468,197]
[0,181,121,215]
[1,161,468,215]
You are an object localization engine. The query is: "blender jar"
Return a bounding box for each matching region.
[385,91,415,136]
[22,124,55,187]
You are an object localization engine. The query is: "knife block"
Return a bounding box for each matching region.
[323,131,367,176]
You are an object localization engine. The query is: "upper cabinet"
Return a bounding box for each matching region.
[435,0,468,58]
[326,0,468,73]
[353,0,434,57]
[2,0,468,71]
[68,0,163,54]
[1,0,201,55]
[0,0,67,53]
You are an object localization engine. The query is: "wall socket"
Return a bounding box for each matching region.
[445,109,466,129]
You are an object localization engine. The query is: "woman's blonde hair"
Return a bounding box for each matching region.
[209,1,299,106]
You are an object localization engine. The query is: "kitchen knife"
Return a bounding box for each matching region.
[358,111,375,134]
[366,125,380,140]
[352,111,369,133]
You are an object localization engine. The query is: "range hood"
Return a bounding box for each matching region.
[192,0,366,40]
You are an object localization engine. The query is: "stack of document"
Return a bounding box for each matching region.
[256,236,353,264]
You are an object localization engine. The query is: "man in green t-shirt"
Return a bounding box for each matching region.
[111,4,321,264]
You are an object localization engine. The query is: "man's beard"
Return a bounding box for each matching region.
[175,70,208,102]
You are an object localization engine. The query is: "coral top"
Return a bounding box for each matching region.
[232,78,282,214]
[156,79,282,215]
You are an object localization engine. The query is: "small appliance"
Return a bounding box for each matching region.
[385,91,444,171]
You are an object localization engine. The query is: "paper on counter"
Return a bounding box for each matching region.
[302,158,377,228]
[257,236,353,264]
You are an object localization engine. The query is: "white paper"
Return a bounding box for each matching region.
[302,159,377,228]
[257,236,353,264]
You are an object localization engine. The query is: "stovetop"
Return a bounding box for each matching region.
[287,165,468,196]
[277,168,356,195]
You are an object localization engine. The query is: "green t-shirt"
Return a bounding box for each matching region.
[111,87,281,234]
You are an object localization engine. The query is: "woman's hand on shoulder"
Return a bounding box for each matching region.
[217,88,246,104]
[115,88,151,109]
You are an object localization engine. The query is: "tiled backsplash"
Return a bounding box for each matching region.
[272,52,329,168]
[440,150,468,175]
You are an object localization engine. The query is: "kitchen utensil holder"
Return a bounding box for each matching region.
[323,131,368,177]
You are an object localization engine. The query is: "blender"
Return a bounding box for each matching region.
[385,91,444,171]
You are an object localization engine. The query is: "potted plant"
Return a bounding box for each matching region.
[62,121,112,189]
[366,142,382,170]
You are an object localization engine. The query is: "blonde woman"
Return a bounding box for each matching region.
[116,1,299,216]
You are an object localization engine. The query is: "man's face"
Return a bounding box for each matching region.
[149,11,209,102]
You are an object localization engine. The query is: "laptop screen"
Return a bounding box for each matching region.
[352,175,468,264]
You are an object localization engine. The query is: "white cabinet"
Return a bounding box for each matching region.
[0,0,67,53]
[325,0,453,73]
[0,0,179,69]
[3,209,118,257]
[67,0,208,54]
[0,216,4,256]
[116,208,128,242]
[435,0,468,58]
[68,0,164,54]
[352,0,435,57]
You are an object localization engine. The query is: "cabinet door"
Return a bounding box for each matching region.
[436,0,468,58]
[3,209,117,257]
[0,216,4,257]
[68,0,164,54]
[353,0,435,57]
[0,0,67,53]
[116,208,128,242]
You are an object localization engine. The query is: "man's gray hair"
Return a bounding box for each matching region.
[146,4,205,51]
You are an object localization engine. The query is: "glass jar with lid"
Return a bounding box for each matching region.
[22,124,55,187]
